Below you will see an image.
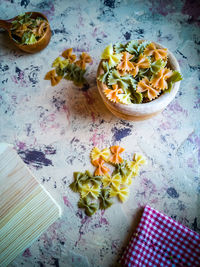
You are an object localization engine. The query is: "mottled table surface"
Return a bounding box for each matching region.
[0,0,200,266]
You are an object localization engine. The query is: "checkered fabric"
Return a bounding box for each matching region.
[120,205,200,267]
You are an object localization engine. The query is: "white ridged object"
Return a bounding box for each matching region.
[0,143,62,267]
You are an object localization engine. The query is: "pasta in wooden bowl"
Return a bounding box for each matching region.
[97,40,182,121]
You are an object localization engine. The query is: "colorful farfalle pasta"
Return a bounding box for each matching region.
[45,48,92,87]
[98,40,182,104]
[69,146,147,216]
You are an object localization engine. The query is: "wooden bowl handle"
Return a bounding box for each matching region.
[0,20,11,31]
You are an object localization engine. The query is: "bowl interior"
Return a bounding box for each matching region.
[97,41,181,116]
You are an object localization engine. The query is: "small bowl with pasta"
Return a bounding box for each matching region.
[96,40,182,121]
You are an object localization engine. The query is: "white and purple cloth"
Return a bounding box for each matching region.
[121,205,200,266]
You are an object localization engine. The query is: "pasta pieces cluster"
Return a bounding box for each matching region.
[45,48,92,86]
[69,146,146,216]
[98,40,182,104]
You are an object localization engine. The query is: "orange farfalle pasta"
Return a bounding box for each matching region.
[117,52,134,75]
[92,158,110,176]
[137,77,161,100]
[144,43,167,61]
[129,54,150,77]
[151,68,173,90]
[62,48,76,63]
[44,69,62,86]
[104,84,123,103]
[109,145,125,164]
[75,52,92,69]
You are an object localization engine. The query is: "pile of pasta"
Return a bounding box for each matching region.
[69,146,146,216]
[98,40,182,104]
[11,13,48,45]
[45,48,92,86]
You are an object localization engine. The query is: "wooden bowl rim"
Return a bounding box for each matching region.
[97,41,181,115]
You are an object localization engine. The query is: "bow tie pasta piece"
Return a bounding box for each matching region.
[69,172,89,192]
[127,161,139,177]
[133,153,147,165]
[62,48,76,63]
[144,43,168,61]
[52,57,69,70]
[104,84,123,103]
[137,77,161,100]
[151,68,173,90]
[98,40,182,105]
[97,61,110,83]
[110,185,129,202]
[127,153,147,177]
[75,52,92,70]
[44,69,62,86]
[129,54,150,77]
[117,52,134,74]
[99,188,113,210]
[90,147,110,161]
[80,183,101,199]
[92,158,110,176]
[78,197,98,216]
[117,89,133,104]
[109,145,125,164]
[101,44,122,68]
[102,173,121,189]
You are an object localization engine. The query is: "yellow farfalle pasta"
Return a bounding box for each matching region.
[129,54,150,77]
[127,161,139,176]
[110,185,129,202]
[102,173,121,189]
[69,146,147,216]
[133,153,147,165]
[127,153,147,176]
[104,84,123,103]
[52,57,69,69]
[81,184,100,199]
[90,147,110,161]
[144,43,168,61]
[136,77,161,100]
[151,68,173,90]
[101,44,122,68]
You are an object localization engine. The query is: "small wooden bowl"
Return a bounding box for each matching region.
[97,41,181,121]
[0,12,51,53]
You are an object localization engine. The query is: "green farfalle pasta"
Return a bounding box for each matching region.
[69,146,146,216]
[126,40,140,54]
[165,70,182,93]
[150,59,166,74]
[78,197,99,216]
[69,172,89,192]
[99,188,113,210]
[131,90,143,104]
[98,40,182,104]
[45,48,91,87]
[108,69,136,90]
[97,61,110,83]
[114,43,126,53]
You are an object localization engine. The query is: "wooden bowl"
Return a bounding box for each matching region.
[97,41,181,121]
[0,12,51,53]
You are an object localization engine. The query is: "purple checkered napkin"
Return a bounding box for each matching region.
[120,205,200,266]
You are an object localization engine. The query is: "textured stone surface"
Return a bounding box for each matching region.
[0,0,200,266]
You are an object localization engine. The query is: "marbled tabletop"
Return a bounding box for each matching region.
[0,0,200,266]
